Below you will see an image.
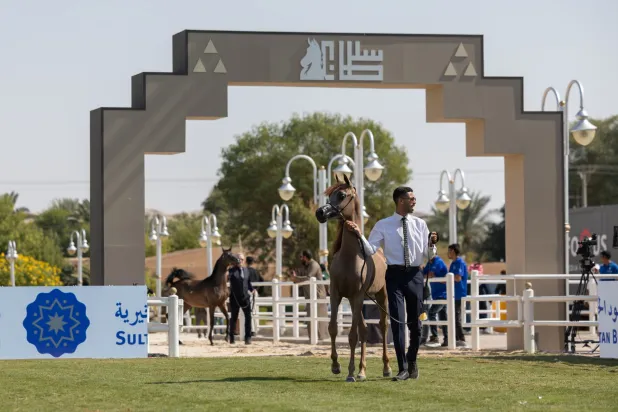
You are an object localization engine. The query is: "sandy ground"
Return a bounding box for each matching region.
[147,330,519,358]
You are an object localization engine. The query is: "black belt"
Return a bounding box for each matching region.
[387,265,420,271]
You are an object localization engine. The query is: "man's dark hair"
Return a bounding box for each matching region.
[601,250,611,259]
[392,186,413,203]
[301,249,313,260]
[246,256,255,265]
[448,243,461,255]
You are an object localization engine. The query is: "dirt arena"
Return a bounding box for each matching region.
[147,330,516,358]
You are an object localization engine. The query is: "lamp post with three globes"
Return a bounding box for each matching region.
[67,229,89,286]
[434,169,472,245]
[267,204,293,279]
[148,216,169,297]
[198,214,222,277]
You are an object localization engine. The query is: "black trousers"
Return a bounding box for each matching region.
[229,299,252,342]
[385,265,423,373]
[454,300,465,342]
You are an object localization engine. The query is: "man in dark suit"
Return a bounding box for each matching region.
[228,253,256,344]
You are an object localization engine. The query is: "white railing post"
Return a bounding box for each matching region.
[239,306,246,342]
[470,269,480,351]
[446,273,456,350]
[523,288,535,354]
[338,303,344,335]
[168,294,180,358]
[292,284,300,338]
[310,277,319,344]
[272,278,280,343]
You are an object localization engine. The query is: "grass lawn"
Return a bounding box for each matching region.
[2,354,618,411]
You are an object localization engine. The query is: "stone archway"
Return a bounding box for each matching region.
[90,30,564,350]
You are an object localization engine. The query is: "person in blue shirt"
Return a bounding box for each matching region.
[599,250,618,282]
[420,255,448,346]
[448,243,467,347]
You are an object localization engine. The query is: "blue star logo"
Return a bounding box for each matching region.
[23,289,90,357]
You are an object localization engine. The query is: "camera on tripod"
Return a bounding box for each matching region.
[576,233,598,272]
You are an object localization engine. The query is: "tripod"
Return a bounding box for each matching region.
[564,257,598,353]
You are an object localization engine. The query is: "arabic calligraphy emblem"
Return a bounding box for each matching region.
[300,38,383,82]
[22,289,90,358]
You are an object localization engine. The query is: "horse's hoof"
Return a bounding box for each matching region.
[346,376,356,383]
[356,375,366,382]
[210,341,214,346]
[331,365,341,375]
[383,369,392,378]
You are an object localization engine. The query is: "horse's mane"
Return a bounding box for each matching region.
[165,267,195,284]
[324,183,362,256]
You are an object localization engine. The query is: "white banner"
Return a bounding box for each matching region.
[0,285,148,359]
[598,281,618,359]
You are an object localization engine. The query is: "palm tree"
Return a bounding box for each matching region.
[425,190,498,256]
[0,191,30,214]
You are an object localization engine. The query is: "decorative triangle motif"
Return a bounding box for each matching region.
[443,62,457,77]
[204,40,218,54]
[464,62,477,77]
[193,58,206,73]
[214,59,227,74]
[454,43,468,58]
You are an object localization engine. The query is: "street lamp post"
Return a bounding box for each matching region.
[434,169,472,244]
[6,240,17,287]
[67,229,89,286]
[541,80,597,275]
[267,204,294,279]
[278,155,329,264]
[198,214,222,277]
[329,154,372,225]
[333,129,385,235]
[148,216,169,297]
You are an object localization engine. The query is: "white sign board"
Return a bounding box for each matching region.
[598,281,618,359]
[0,285,148,359]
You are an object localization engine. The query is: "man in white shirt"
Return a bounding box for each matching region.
[345,186,438,381]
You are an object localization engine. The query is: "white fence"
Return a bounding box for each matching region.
[147,294,182,357]
[150,271,618,356]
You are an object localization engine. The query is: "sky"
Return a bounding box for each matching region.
[0,0,616,220]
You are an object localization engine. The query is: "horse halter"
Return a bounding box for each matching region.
[315,189,356,224]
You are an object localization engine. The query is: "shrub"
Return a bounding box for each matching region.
[0,253,63,286]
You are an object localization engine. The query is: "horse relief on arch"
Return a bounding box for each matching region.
[300,38,326,80]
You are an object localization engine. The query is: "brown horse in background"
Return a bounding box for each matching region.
[163,247,240,345]
[315,175,391,382]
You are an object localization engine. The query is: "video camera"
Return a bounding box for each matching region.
[576,233,597,259]
[576,233,597,273]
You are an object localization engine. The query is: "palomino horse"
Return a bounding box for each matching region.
[163,247,240,345]
[315,175,392,382]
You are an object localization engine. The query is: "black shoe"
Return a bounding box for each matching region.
[391,370,409,381]
[244,338,252,345]
[408,361,419,379]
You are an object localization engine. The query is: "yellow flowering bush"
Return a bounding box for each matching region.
[0,253,63,286]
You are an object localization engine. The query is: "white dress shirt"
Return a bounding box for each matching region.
[360,212,431,266]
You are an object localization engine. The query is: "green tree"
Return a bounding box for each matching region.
[478,204,505,262]
[425,190,498,259]
[34,198,91,258]
[202,112,411,273]
[0,194,65,269]
[569,115,618,208]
